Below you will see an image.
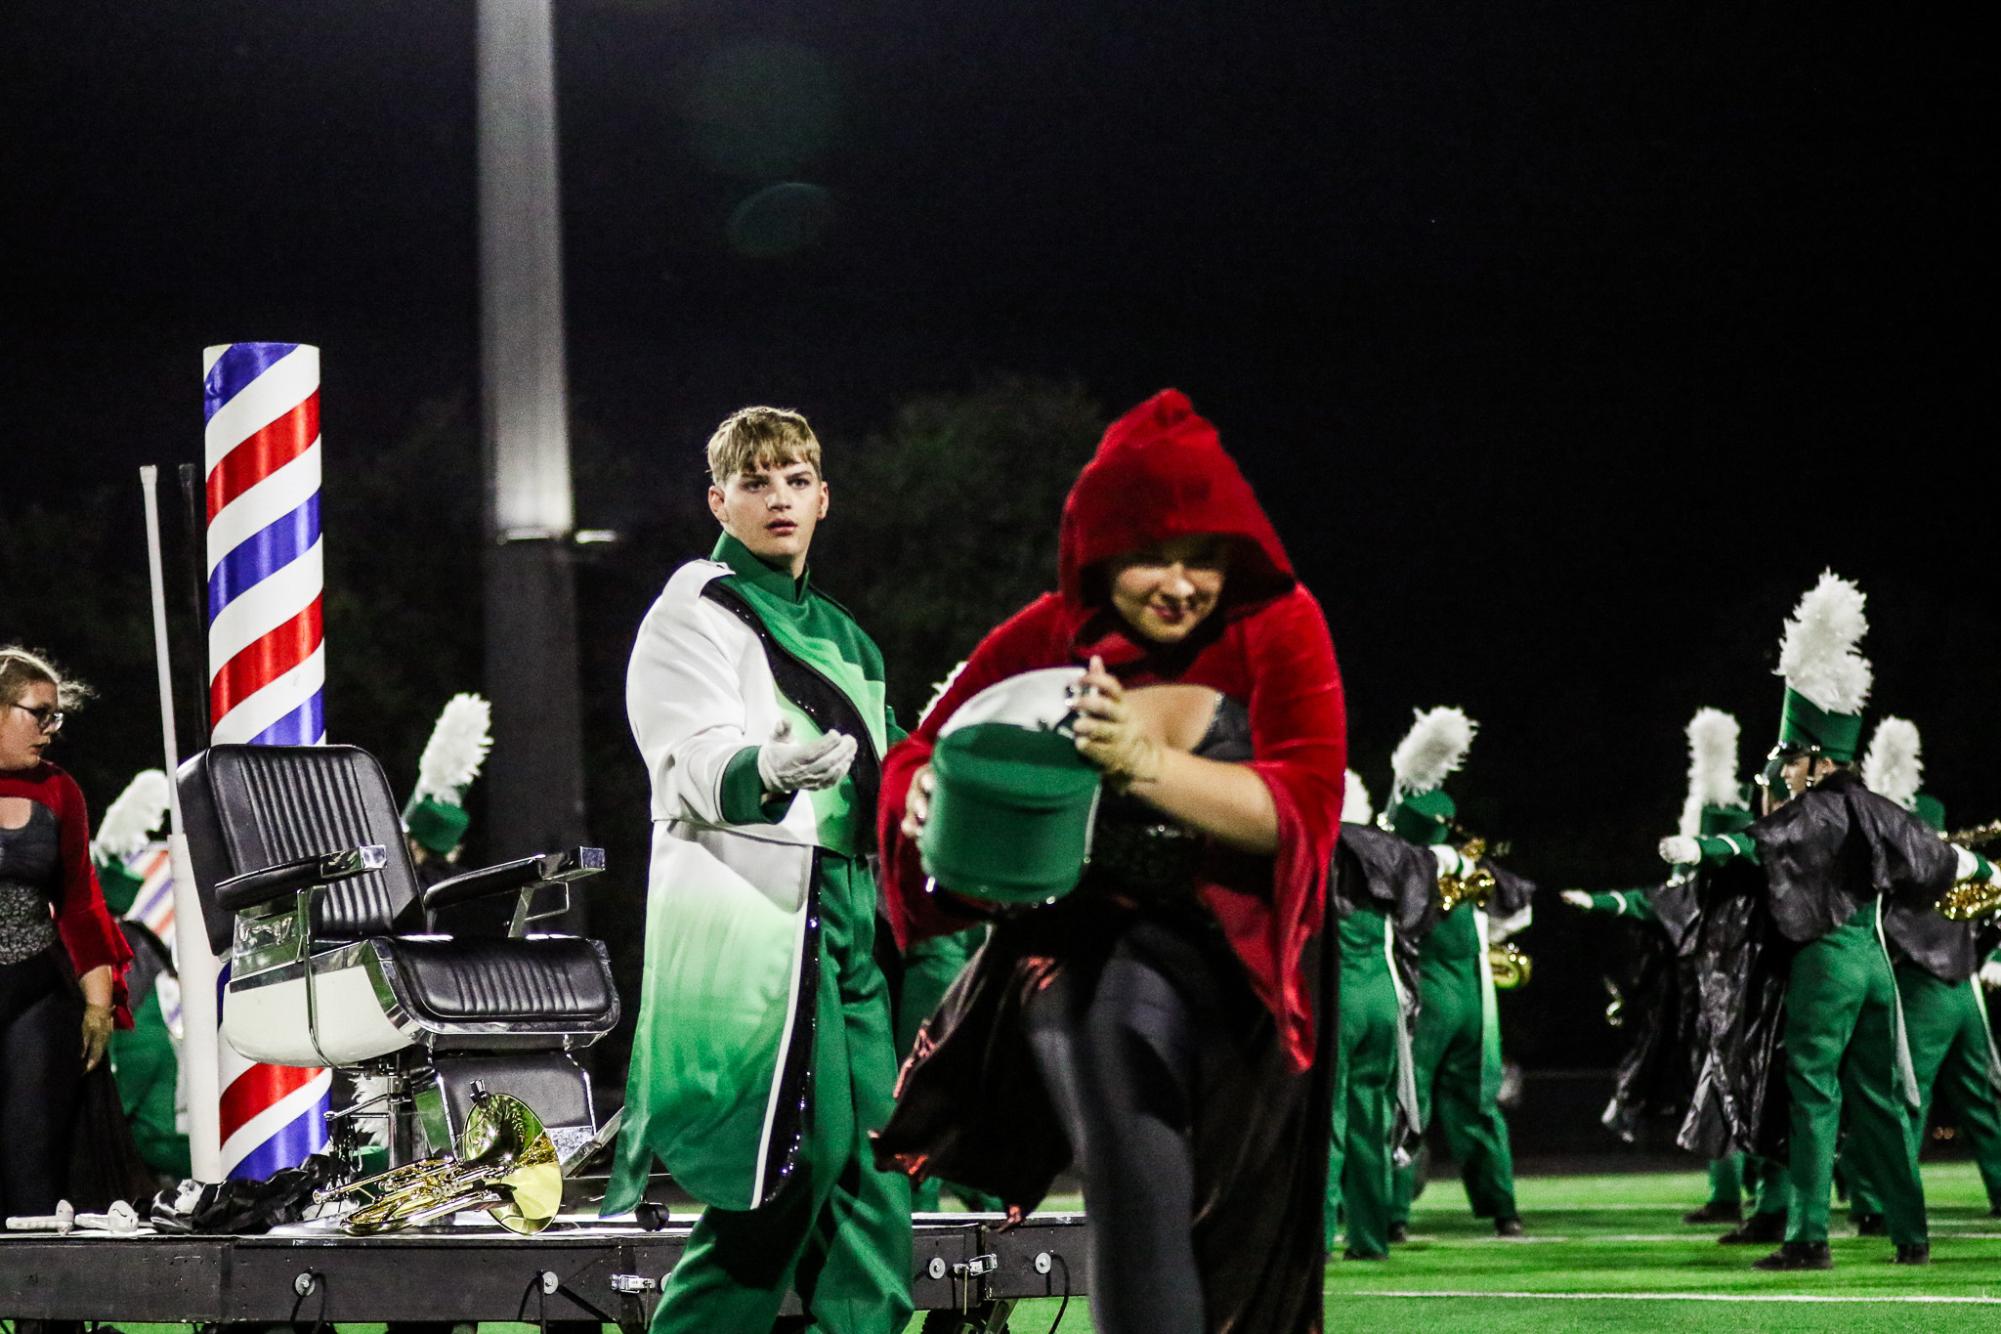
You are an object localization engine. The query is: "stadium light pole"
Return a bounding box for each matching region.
[475,0,589,874]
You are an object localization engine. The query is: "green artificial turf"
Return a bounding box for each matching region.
[70,1164,2001,1334]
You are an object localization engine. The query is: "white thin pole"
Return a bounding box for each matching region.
[140,465,223,1181]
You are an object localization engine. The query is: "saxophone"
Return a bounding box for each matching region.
[1937,819,2001,921]
[1436,837,1497,913]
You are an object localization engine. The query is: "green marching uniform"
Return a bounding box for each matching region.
[95,851,189,1180]
[1843,722,2001,1222]
[1379,708,1531,1235]
[1687,573,1961,1268]
[607,533,912,1332]
[1326,772,1435,1259]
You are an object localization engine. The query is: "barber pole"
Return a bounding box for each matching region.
[202,341,333,1178]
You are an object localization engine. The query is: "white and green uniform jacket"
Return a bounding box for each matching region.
[606,535,894,1212]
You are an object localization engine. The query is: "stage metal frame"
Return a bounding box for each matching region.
[0,1211,1087,1328]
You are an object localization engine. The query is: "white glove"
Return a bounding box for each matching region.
[757,718,857,794]
[1560,890,1593,909]
[1981,960,2001,991]
[1658,835,1701,866]
[1430,844,1468,878]
[1954,844,1984,883]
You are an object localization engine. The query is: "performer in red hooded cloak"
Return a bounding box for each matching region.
[875,390,1346,1333]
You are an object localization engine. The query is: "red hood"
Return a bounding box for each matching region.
[1058,389,1294,611]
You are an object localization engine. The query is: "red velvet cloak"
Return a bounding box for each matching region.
[876,388,1345,1068]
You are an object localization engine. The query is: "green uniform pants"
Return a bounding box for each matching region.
[1748,1153,1792,1219]
[895,924,1002,1213]
[1327,908,1401,1256]
[108,988,190,1179]
[1782,902,1926,1247]
[1391,906,1518,1224]
[652,855,914,1333]
[1848,966,2001,1216]
[1707,1153,1743,1206]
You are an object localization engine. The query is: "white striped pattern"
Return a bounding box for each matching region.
[206,436,322,577]
[206,540,324,682]
[203,344,320,474]
[210,641,327,746]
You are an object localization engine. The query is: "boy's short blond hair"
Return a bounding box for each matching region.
[706,406,823,482]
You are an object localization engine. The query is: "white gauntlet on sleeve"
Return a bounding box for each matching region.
[757,718,858,794]
[1658,835,1701,867]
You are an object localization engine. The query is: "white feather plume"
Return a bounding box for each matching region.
[1343,770,1374,825]
[1678,708,1744,838]
[1775,570,1872,714]
[1862,716,1923,812]
[412,693,493,806]
[92,769,170,861]
[1390,706,1477,796]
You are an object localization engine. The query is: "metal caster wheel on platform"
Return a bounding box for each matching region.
[919,1298,1014,1333]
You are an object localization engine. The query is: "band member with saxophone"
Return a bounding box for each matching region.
[605,407,912,1333]
[1659,572,1977,1271]
[1327,770,1438,1260]
[1383,707,1535,1239]
[1560,707,1790,1232]
[1838,718,2001,1229]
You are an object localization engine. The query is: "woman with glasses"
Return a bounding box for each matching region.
[0,646,133,1222]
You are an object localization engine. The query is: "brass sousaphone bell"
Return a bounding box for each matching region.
[315,1086,563,1235]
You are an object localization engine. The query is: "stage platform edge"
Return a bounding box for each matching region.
[0,1210,1087,1325]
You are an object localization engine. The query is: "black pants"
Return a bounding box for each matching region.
[0,947,83,1217]
[1024,922,1213,1334]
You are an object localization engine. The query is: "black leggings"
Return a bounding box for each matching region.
[1024,927,1213,1334]
[0,948,83,1217]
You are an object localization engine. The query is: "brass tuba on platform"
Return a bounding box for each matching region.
[314,1087,562,1235]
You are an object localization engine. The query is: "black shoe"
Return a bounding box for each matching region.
[1494,1217,1524,1237]
[1753,1241,1832,1271]
[1387,1221,1409,1243]
[1683,1200,1744,1225]
[1853,1212,1887,1237]
[1719,1212,1788,1245]
[1894,1243,1930,1266]
[1344,1248,1390,1261]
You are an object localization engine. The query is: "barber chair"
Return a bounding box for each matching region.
[177,744,621,1172]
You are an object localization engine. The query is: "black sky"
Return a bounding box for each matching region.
[6,2,1992,1071]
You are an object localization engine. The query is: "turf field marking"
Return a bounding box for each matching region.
[1361,1291,2001,1305]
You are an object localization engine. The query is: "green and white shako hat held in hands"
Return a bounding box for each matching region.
[1379,706,1476,849]
[921,667,1103,906]
[402,692,495,858]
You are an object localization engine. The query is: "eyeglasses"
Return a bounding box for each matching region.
[9,703,63,734]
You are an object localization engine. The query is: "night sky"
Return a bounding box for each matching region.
[6,2,1991,1080]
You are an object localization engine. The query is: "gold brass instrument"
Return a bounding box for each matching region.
[1947,819,2001,849]
[1938,879,2001,923]
[314,1088,562,1235]
[1489,943,1532,990]
[1436,837,1497,913]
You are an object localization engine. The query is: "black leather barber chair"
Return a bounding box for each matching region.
[177,743,620,1171]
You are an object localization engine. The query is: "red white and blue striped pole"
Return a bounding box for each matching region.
[202,341,333,1179]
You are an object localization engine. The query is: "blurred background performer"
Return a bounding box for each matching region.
[402,693,494,899]
[1384,708,1535,1239]
[89,768,190,1181]
[1840,718,2001,1230]
[1561,708,1771,1227]
[0,647,137,1220]
[1326,770,1437,1259]
[876,389,1347,1334]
